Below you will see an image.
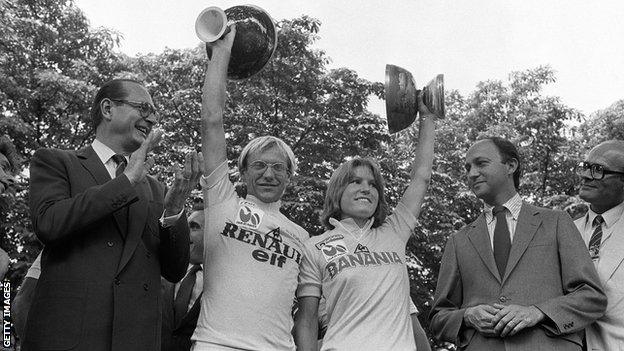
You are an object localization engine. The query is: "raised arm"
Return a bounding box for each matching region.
[201,26,236,175]
[399,94,436,217]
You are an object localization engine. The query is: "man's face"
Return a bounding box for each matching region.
[578,143,624,213]
[241,146,291,203]
[188,210,205,265]
[0,152,15,195]
[464,140,516,205]
[106,83,158,154]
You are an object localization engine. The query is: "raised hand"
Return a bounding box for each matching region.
[164,151,204,216]
[124,129,163,185]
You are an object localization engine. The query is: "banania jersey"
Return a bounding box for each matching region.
[192,161,309,350]
[298,202,418,351]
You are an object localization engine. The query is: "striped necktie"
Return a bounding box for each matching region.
[588,215,604,260]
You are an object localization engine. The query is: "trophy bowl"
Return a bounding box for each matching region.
[196,5,278,80]
[385,64,445,133]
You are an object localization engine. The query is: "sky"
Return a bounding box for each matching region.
[75,0,624,118]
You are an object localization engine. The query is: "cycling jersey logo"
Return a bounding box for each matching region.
[235,200,264,230]
[317,238,348,262]
[354,243,369,254]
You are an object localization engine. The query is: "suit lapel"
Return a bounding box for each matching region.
[77,147,128,237]
[502,203,540,284]
[77,146,111,185]
[177,292,202,329]
[467,214,502,283]
[598,215,624,282]
[116,179,150,275]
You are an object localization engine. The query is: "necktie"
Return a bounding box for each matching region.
[588,215,604,260]
[174,264,202,325]
[493,206,511,277]
[111,154,127,178]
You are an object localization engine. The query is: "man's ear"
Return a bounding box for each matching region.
[506,158,519,175]
[100,98,114,121]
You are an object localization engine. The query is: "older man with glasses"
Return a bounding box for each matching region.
[574,140,624,351]
[22,79,202,351]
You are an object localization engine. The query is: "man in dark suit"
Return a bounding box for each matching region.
[430,137,607,351]
[161,205,204,351]
[23,79,202,351]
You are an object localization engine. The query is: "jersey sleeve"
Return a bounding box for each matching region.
[200,160,236,207]
[382,201,419,243]
[297,240,323,298]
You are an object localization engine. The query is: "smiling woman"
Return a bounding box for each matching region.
[294,96,437,351]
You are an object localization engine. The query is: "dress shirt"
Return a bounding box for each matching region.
[579,201,624,251]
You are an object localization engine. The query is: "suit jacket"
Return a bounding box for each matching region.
[575,213,624,351]
[161,277,202,351]
[23,146,190,351]
[430,203,607,351]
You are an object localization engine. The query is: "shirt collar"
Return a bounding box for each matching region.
[92,139,128,164]
[328,216,374,237]
[484,192,523,223]
[245,194,282,212]
[586,201,624,229]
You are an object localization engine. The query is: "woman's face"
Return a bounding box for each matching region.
[339,166,379,226]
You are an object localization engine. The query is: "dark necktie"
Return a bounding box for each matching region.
[174,264,202,325]
[111,154,127,178]
[588,215,604,260]
[493,206,511,277]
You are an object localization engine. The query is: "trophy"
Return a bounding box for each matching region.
[385,64,445,133]
[195,5,278,80]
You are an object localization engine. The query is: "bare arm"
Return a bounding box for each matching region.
[399,94,436,218]
[294,296,320,351]
[201,26,236,175]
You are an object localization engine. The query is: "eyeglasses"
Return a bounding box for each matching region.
[110,99,159,121]
[575,161,624,180]
[248,160,290,175]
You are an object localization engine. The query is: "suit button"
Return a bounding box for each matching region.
[107,241,114,247]
[114,278,120,285]
[499,296,507,303]
[143,283,149,291]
